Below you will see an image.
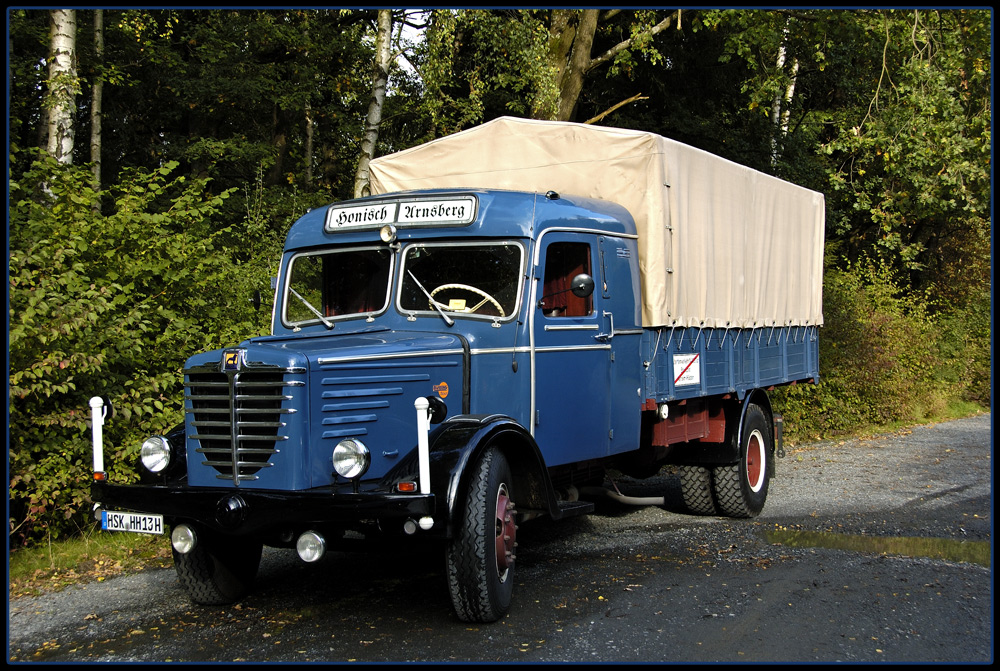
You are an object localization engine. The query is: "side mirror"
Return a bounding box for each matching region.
[570,273,595,298]
[425,396,448,424]
[251,290,263,312]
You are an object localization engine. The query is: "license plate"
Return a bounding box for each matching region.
[101,510,165,535]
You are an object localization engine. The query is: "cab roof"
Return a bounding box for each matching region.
[283,188,636,252]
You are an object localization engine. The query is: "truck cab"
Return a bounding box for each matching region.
[92,188,651,622]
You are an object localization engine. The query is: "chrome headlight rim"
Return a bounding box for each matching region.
[140,435,172,474]
[332,438,371,479]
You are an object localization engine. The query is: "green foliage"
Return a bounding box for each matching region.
[819,10,991,297]
[931,287,992,406]
[420,9,556,134]
[7,152,265,545]
[775,259,948,440]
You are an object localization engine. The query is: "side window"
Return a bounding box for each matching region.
[540,241,593,318]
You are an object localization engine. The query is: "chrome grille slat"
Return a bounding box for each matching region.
[238,380,305,388]
[234,394,293,402]
[192,420,286,428]
[186,367,299,485]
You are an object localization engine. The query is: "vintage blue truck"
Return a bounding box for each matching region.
[89,117,824,622]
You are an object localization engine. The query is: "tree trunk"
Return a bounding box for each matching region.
[90,9,104,203]
[354,9,393,198]
[303,17,314,188]
[46,9,78,164]
[544,9,681,122]
[769,25,799,167]
[555,10,599,121]
[305,102,314,187]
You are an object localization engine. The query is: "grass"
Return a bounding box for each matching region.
[8,525,173,599]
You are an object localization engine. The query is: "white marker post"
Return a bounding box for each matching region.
[90,396,106,480]
[413,397,431,494]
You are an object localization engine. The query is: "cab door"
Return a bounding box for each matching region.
[531,233,611,466]
[598,235,643,456]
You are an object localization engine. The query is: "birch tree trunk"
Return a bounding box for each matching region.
[769,25,799,167]
[90,9,104,199]
[353,9,393,198]
[46,9,78,164]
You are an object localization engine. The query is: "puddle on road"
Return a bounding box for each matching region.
[764,529,990,568]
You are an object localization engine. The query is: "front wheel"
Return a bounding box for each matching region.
[173,531,262,605]
[446,447,517,622]
[712,404,773,518]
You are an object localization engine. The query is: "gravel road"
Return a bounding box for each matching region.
[8,413,993,663]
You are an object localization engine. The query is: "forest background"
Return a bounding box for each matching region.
[7,8,993,546]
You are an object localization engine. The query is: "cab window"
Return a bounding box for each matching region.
[284,247,392,326]
[540,242,593,317]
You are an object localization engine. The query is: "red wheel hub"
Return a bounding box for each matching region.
[494,484,516,575]
[745,431,765,492]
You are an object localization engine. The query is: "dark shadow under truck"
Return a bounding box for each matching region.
[89,117,824,623]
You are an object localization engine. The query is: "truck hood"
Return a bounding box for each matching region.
[183,329,467,490]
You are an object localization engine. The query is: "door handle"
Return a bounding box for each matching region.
[595,311,615,341]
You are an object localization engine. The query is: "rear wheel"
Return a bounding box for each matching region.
[446,447,517,622]
[678,465,718,515]
[173,531,262,605]
[712,404,773,518]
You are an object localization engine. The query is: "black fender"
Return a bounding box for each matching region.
[738,389,776,478]
[421,414,564,537]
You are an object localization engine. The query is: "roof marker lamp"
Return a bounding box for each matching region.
[379,224,398,244]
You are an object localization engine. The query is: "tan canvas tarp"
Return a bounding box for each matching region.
[369,116,825,329]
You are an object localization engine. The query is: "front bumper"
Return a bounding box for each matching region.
[91,481,437,540]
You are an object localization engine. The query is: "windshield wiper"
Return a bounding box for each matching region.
[288,287,334,329]
[407,270,454,326]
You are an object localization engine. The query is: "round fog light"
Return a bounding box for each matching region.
[171,524,197,554]
[296,531,326,563]
[140,435,172,473]
[333,439,370,479]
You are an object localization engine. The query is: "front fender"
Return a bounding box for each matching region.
[422,414,562,537]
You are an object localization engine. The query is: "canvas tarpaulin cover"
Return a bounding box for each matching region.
[369,116,825,329]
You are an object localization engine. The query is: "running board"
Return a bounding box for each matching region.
[551,499,595,520]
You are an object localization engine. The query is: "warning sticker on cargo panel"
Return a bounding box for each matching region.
[673,353,701,386]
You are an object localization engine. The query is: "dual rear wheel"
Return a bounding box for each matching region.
[678,403,773,518]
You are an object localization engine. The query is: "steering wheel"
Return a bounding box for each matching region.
[430,283,505,317]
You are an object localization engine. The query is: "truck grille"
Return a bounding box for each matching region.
[185,368,302,484]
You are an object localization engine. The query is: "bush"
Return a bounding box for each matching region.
[775,259,950,440]
[8,153,268,545]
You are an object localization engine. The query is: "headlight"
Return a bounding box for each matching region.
[332,438,370,479]
[140,435,172,473]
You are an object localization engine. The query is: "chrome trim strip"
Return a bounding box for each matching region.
[543,324,599,331]
[469,346,532,356]
[317,348,465,365]
[533,345,611,354]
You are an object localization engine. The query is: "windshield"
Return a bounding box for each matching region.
[399,242,523,319]
[283,247,392,327]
